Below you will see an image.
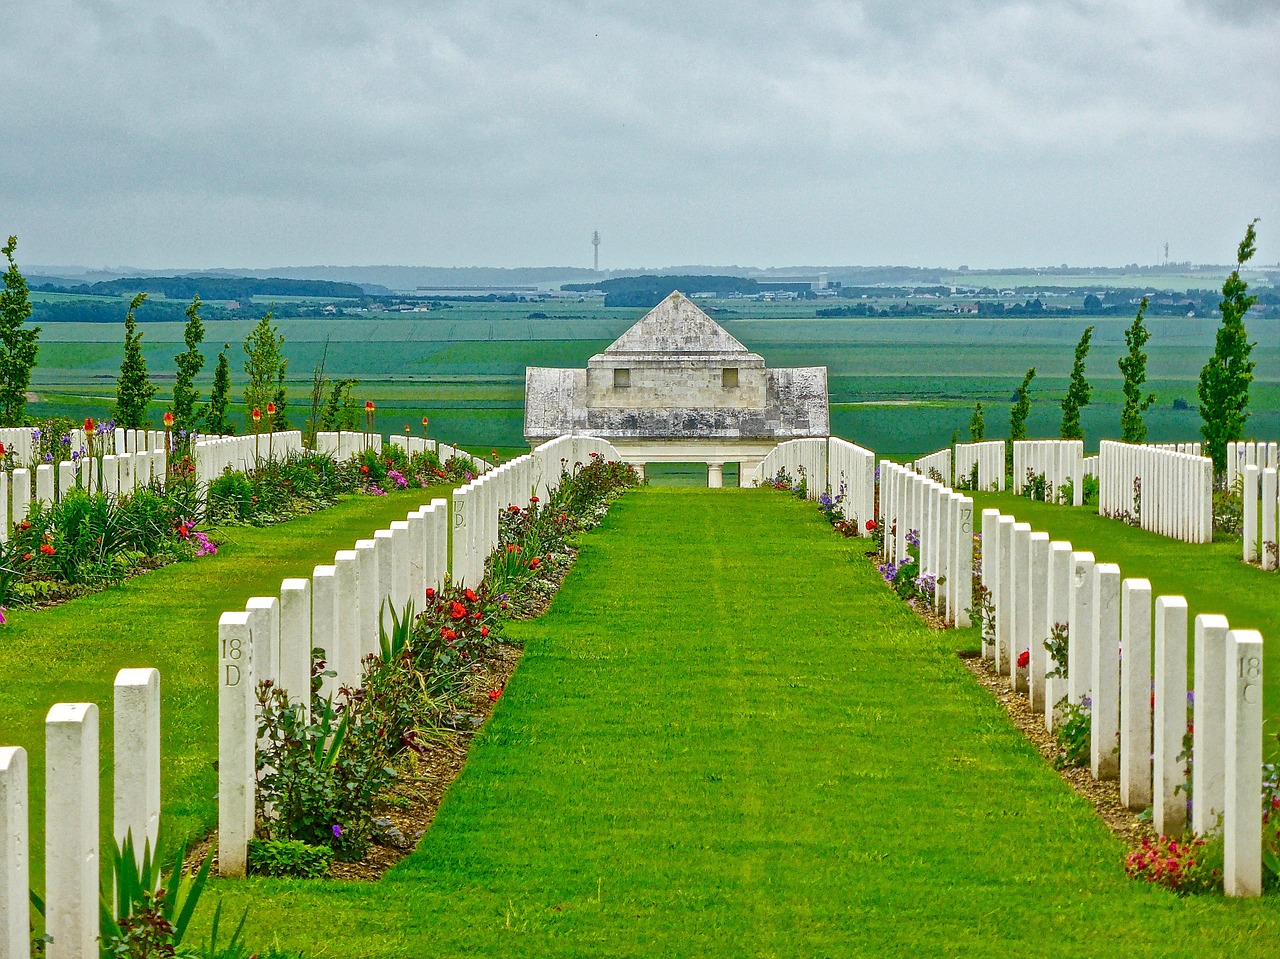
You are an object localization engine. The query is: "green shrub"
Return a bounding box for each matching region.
[247,838,334,879]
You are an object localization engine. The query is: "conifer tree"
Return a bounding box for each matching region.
[243,312,286,431]
[0,236,40,426]
[1009,368,1036,442]
[969,401,985,441]
[1119,297,1156,444]
[171,296,205,433]
[1199,219,1260,473]
[205,345,233,435]
[114,293,158,428]
[1060,326,1094,440]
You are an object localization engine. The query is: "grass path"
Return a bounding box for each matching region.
[208,488,1279,957]
[971,491,1280,729]
[0,487,455,879]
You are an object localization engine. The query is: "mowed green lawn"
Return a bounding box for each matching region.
[0,487,456,884]
[971,491,1280,737]
[204,488,1278,958]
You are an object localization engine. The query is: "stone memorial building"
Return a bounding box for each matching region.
[524,291,829,485]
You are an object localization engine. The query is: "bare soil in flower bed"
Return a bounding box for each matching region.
[961,655,1157,851]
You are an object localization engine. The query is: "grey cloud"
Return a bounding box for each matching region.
[1,0,1276,267]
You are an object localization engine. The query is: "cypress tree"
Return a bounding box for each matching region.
[0,236,40,426]
[1009,368,1036,442]
[1198,219,1259,473]
[172,296,205,433]
[1119,297,1156,444]
[1060,325,1094,440]
[114,293,158,428]
[243,312,286,431]
[969,401,985,441]
[205,345,233,435]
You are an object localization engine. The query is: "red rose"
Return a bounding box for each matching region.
[480,626,489,637]
[426,587,435,599]
[450,601,467,620]
[487,687,502,702]
[1017,650,1030,669]
[866,519,877,531]
[465,588,478,602]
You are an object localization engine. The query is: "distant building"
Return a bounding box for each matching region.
[524,291,828,486]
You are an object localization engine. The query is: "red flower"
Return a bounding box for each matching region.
[1017,650,1030,669]
[472,610,483,620]
[426,587,435,599]
[507,505,520,513]
[19,521,30,531]
[464,588,478,602]
[530,495,539,504]
[480,626,489,638]
[22,553,31,562]
[365,400,375,411]
[449,601,467,620]
[487,687,502,702]
[177,525,189,538]
[528,557,541,570]
[360,464,370,474]
[865,519,877,531]
[163,411,174,427]
[40,543,55,555]
[266,401,276,415]
[83,418,95,433]
[443,628,457,642]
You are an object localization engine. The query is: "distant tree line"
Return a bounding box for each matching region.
[34,275,365,300]
[561,275,760,307]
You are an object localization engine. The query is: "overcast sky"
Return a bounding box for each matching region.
[3,0,1277,270]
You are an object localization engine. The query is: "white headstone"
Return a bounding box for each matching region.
[217,612,254,877]
[45,702,99,957]
[1068,552,1095,708]
[0,746,28,959]
[1153,596,1189,838]
[1090,563,1121,780]
[1224,629,1263,897]
[311,566,340,702]
[245,597,281,692]
[113,668,161,860]
[279,578,312,724]
[334,550,363,690]
[1192,614,1230,835]
[1119,579,1152,808]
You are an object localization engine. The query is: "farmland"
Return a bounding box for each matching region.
[30,297,1280,460]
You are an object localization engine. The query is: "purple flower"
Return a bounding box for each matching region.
[332,823,342,838]
[42,452,53,463]
[31,428,41,440]
[1186,690,1195,705]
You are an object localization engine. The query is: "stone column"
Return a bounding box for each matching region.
[1153,595,1188,838]
[0,746,29,958]
[707,462,724,488]
[1119,579,1152,808]
[45,702,99,959]
[1224,629,1263,897]
[1192,613,1230,835]
[113,668,161,860]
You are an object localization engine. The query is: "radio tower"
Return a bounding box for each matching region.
[592,230,600,272]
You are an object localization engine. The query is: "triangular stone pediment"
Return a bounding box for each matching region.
[604,291,751,355]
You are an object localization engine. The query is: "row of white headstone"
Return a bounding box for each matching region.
[911,448,952,485]
[980,506,1264,896]
[191,431,305,487]
[1240,465,1280,569]
[0,449,170,542]
[953,440,1006,491]
[218,432,623,877]
[758,437,876,530]
[1227,441,1280,491]
[1097,440,1213,543]
[218,495,451,877]
[1012,440,1085,505]
[387,435,492,475]
[313,431,384,461]
[450,435,622,587]
[1,668,163,958]
[878,460,974,628]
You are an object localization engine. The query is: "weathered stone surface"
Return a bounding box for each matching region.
[525,291,828,442]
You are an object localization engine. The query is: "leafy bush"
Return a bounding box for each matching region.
[1053,696,1091,768]
[247,838,334,879]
